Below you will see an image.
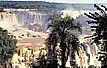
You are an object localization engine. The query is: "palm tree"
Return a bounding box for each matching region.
[46,14,81,68]
[84,4,107,67]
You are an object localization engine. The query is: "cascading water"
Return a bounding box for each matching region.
[0,11,50,32]
[0,13,19,31]
[77,46,88,67]
[74,39,101,68]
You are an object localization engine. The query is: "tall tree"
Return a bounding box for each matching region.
[46,14,81,68]
[0,27,17,68]
[84,4,107,67]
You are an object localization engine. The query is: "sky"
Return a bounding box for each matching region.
[13,0,107,3]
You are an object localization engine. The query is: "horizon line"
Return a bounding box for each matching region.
[0,1,107,4]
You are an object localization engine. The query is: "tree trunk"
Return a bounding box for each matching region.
[60,34,66,68]
[52,46,58,68]
[61,46,66,68]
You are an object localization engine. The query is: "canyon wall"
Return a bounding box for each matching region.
[0,10,95,32]
[0,11,50,32]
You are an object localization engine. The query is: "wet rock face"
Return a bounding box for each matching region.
[16,11,50,32]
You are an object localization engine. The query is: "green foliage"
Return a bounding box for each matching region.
[46,14,81,68]
[0,1,65,12]
[84,4,107,67]
[31,49,58,68]
[31,54,47,68]
[0,27,17,65]
[0,6,3,12]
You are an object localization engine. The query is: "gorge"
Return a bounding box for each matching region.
[0,3,103,68]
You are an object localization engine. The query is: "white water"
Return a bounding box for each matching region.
[0,11,49,31]
[74,40,101,67]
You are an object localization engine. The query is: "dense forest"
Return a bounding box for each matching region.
[0,1,65,11]
[1,1,107,11]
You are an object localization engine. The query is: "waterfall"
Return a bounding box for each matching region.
[78,46,88,67]
[11,13,19,25]
[75,51,81,66]
[16,11,34,25]
[0,11,50,32]
[0,13,19,31]
[74,39,101,67]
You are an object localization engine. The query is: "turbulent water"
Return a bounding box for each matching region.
[75,42,101,67]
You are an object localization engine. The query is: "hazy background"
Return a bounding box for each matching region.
[12,0,107,3]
